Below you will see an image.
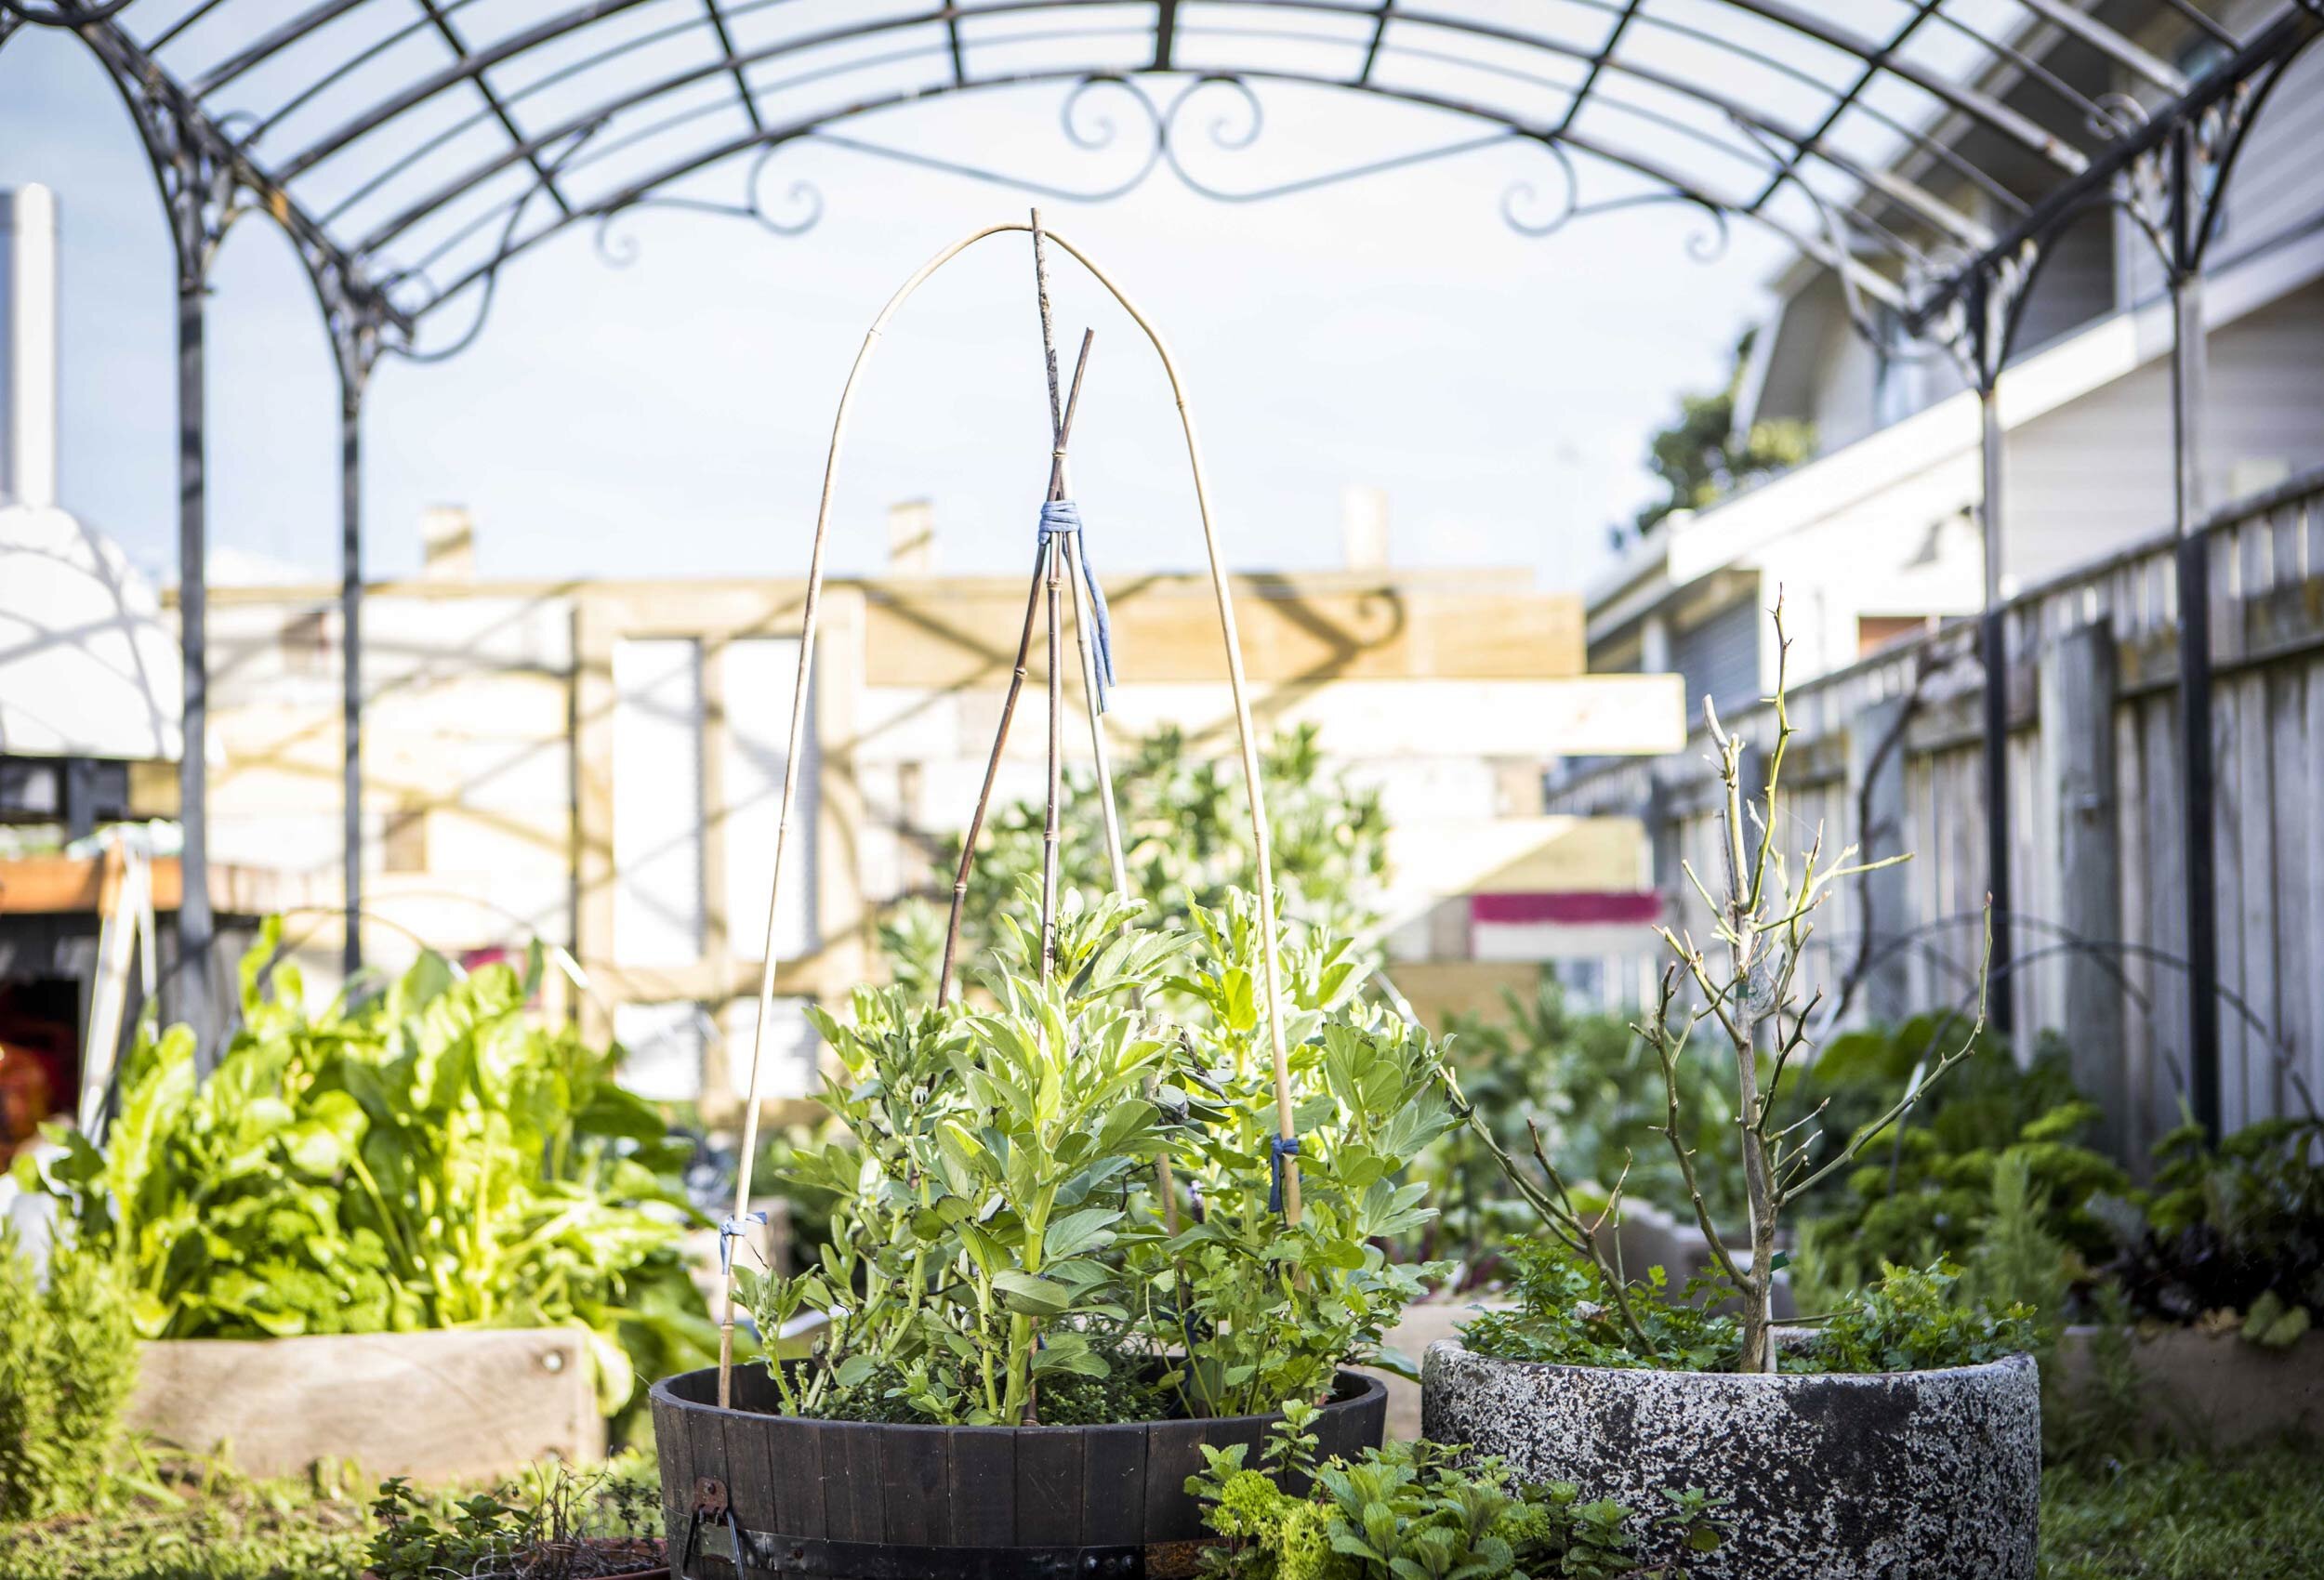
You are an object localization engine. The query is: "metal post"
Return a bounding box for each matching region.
[340,373,364,980]
[1977,375,2014,1038]
[176,237,216,1061]
[2170,123,2222,1138]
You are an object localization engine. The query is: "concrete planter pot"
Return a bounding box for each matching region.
[1422,1340,2039,1580]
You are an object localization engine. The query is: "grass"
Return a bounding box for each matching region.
[0,1461,369,1580]
[2040,1442,2324,1579]
[0,1448,662,1580]
[8,1441,2321,1579]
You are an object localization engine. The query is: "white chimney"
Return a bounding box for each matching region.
[888,498,937,573]
[419,505,476,580]
[0,184,60,510]
[1341,484,1388,570]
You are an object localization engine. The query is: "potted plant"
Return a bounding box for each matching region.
[652,889,1453,1568]
[1420,605,2042,1580]
[652,215,1455,1578]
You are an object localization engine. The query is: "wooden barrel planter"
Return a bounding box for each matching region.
[650,1366,1387,1580]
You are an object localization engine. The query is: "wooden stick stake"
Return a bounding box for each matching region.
[1032,211,1067,981]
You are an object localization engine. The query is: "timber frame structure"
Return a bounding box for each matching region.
[2,0,2317,1126]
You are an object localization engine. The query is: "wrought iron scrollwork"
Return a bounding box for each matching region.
[595,138,825,263]
[1502,141,1731,264]
[716,74,1618,242]
[380,120,609,363]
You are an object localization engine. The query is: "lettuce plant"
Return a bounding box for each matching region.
[741,888,1456,1424]
[17,923,713,1415]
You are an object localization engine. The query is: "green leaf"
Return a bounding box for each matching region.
[1040,1206,1122,1262]
[991,1271,1074,1317]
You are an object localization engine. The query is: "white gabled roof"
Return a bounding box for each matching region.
[0,502,181,761]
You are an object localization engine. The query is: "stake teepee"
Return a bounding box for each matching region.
[716,214,1300,1406]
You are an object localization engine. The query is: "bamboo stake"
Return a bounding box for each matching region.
[932,323,1094,1007]
[935,553,1048,1009]
[719,218,1300,1409]
[1032,211,1066,981]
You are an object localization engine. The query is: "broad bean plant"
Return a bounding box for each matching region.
[740,889,1455,1425]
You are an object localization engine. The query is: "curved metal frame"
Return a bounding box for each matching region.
[3,0,2319,1137]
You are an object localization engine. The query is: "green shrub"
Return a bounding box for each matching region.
[1790,1024,2125,1310]
[744,889,1458,1425]
[0,1230,139,1520]
[902,723,1389,987]
[2091,1116,2324,1339]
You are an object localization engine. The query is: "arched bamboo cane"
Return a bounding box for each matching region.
[719,219,1301,1405]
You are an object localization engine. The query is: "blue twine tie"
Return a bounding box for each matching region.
[719,1210,769,1274]
[1267,1135,1301,1218]
[1037,499,1117,714]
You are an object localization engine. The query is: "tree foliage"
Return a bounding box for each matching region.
[1630,330,1813,540]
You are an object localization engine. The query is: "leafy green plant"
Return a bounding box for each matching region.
[1186,1407,1723,1580]
[0,1230,139,1520]
[1456,1241,1739,1375]
[1789,1024,2125,1310]
[15,924,716,1417]
[1459,1242,2027,1376]
[2089,1116,2324,1342]
[1787,1260,2036,1375]
[901,723,1389,988]
[366,1457,662,1580]
[742,887,1456,1424]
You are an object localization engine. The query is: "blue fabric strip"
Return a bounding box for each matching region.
[1037,499,1117,714]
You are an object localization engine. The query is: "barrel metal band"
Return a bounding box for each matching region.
[686,1526,1146,1580]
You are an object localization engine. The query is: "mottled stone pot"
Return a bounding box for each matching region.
[1422,1340,2039,1580]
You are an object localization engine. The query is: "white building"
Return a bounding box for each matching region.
[1585,0,2324,712]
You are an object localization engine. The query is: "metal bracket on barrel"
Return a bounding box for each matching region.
[680,1476,746,1577]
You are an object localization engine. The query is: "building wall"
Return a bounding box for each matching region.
[2008,279,2324,583]
[204,566,1678,1113]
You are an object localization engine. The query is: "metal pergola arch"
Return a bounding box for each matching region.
[1,0,2317,1127]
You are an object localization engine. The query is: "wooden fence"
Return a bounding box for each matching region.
[1549,467,2324,1160]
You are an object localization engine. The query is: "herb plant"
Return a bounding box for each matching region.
[16,924,715,1416]
[1459,1242,2031,1376]
[1186,1402,1724,1580]
[1788,1260,2037,1374]
[0,1230,138,1520]
[366,1459,663,1580]
[741,888,1456,1424]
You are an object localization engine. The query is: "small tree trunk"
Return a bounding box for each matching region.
[1718,742,1778,1374]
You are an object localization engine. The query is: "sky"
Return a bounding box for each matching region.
[0,23,1789,596]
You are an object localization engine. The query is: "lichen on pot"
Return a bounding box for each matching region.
[1423,1340,2040,1580]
